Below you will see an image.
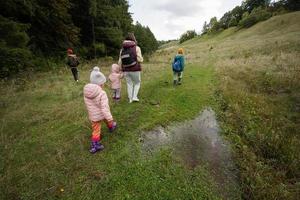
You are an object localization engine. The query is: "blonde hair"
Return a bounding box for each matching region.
[178,48,184,54]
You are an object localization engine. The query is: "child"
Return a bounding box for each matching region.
[108,64,123,101]
[66,48,80,82]
[83,66,117,153]
[172,48,185,85]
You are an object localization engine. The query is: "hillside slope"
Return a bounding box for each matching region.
[154,11,300,199]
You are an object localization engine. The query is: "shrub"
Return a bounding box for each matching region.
[0,46,32,77]
[0,15,33,77]
[179,30,197,43]
[239,7,272,28]
[94,43,106,56]
[228,17,239,27]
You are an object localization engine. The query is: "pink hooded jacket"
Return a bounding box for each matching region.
[108,64,123,89]
[83,83,113,122]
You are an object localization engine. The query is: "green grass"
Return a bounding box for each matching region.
[155,11,300,199]
[1,11,300,200]
[0,61,220,199]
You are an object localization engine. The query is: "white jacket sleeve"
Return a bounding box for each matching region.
[118,49,122,66]
[136,46,143,63]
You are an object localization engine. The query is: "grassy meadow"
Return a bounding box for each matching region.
[0,60,220,199]
[1,11,300,199]
[153,11,300,199]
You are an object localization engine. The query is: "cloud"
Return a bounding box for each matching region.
[154,1,204,17]
[128,0,243,40]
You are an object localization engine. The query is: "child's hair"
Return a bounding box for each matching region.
[178,48,184,54]
[67,48,73,54]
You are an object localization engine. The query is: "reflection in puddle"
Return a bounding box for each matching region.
[141,108,241,199]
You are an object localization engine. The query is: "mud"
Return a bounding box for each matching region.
[141,108,241,199]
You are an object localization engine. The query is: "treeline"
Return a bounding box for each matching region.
[178,0,299,43]
[202,0,300,34]
[0,0,158,77]
[134,22,158,54]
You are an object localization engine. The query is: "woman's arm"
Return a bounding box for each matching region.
[136,46,143,63]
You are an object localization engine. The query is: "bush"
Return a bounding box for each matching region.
[0,46,32,77]
[228,17,239,27]
[94,43,106,56]
[0,15,33,77]
[239,7,272,28]
[179,30,197,43]
[239,12,257,28]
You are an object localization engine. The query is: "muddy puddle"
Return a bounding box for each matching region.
[141,108,241,199]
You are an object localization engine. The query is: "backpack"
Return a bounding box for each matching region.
[172,59,182,72]
[121,47,137,68]
[68,56,79,67]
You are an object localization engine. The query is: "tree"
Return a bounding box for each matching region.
[230,6,244,26]
[207,17,220,33]
[219,11,233,29]
[70,0,133,57]
[179,30,197,43]
[0,0,157,76]
[0,0,80,55]
[238,6,272,28]
[242,0,271,12]
[202,21,208,34]
[281,0,300,10]
[134,22,158,54]
[0,15,32,77]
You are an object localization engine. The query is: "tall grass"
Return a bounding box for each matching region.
[155,11,300,199]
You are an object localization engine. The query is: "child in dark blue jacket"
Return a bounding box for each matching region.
[172,48,185,85]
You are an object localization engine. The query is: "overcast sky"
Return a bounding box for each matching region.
[128,0,243,40]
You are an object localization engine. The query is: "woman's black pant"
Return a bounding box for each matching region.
[70,67,79,81]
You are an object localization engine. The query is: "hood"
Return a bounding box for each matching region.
[175,54,184,58]
[83,83,101,99]
[111,64,120,73]
[122,40,136,48]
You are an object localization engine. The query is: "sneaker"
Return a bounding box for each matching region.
[109,121,117,132]
[132,98,139,102]
[178,78,182,85]
[129,99,133,103]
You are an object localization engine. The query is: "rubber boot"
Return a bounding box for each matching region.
[89,141,104,153]
[95,141,104,151]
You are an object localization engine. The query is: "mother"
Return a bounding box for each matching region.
[118,33,143,103]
